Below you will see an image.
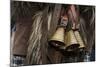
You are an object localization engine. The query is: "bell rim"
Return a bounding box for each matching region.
[78,47,86,51]
[66,43,80,52]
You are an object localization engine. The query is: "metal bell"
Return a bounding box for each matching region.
[74,31,85,51]
[48,27,65,47]
[64,30,79,51]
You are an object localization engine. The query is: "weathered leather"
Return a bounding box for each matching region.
[13,17,32,56]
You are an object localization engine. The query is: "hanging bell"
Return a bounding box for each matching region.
[64,30,79,51]
[74,31,85,51]
[48,27,65,47]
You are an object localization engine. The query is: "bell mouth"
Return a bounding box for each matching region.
[48,40,65,47]
[66,44,80,52]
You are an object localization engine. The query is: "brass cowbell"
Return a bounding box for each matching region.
[48,27,65,47]
[74,31,85,51]
[64,30,79,51]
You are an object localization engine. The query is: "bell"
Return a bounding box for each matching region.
[48,27,65,47]
[74,31,85,51]
[64,30,79,51]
